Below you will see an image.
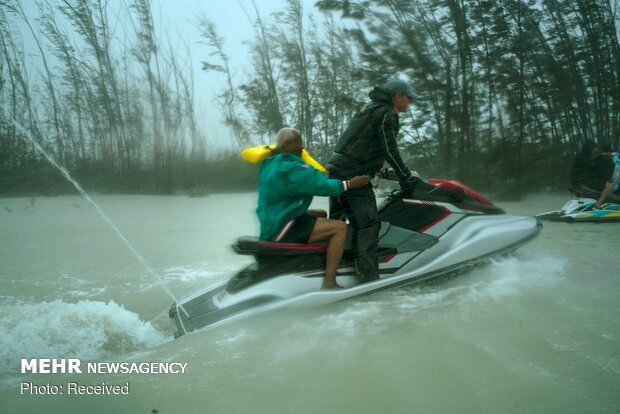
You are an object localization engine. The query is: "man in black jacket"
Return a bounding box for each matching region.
[326,79,419,282]
[569,140,596,195]
[588,144,616,208]
[571,143,619,208]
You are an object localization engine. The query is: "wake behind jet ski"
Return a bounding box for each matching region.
[170,178,542,336]
[537,198,620,223]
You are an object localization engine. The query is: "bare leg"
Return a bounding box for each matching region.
[307,209,328,218]
[595,182,613,208]
[308,218,347,289]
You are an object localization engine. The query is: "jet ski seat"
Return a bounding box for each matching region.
[233,237,328,256]
[227,235,399,293]
[232,236,399,259]
[227,238,330,293]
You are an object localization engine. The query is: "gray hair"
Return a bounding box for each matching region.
[275,128,301,149]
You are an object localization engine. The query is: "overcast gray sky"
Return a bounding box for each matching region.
[16,0,320,152]
[153,0,320,150]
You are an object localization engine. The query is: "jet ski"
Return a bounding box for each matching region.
[537,198,620,223]
[170,178,542,336]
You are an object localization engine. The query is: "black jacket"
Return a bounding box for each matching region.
[586,154,614,191]
[327,87,412,181]
[570,150,593,188]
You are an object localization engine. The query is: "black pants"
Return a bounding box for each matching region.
[329,184,380,282]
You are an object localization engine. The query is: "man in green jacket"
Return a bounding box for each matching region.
[257,128,369,289]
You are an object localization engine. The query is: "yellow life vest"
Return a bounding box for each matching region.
[240,144,326,172]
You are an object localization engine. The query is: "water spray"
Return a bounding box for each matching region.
[6,115,189,335]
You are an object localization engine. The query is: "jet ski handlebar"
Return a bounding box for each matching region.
[379,168,435,198]
[379,168,496,206]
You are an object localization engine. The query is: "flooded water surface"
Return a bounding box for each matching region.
[0,192,618,414]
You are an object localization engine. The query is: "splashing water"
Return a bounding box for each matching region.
[6,114,190,332]
[0,300,170,375]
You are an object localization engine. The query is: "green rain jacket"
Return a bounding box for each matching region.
[257,152,346,240]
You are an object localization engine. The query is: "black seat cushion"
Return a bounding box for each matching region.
[233,237,327,256]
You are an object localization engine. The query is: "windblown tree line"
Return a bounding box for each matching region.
[1,0,619,197]
[0,0,207,195]
[203,0,620,197]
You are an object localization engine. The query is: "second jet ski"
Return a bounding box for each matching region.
[537,198,620,223]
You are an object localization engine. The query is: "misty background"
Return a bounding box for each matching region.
[1,0,618,198]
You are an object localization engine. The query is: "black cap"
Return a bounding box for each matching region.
[384,79,418,99]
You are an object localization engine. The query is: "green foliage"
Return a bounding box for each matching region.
[310,0,620,196]
[0,0,207,195]
[1,0,619,198]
